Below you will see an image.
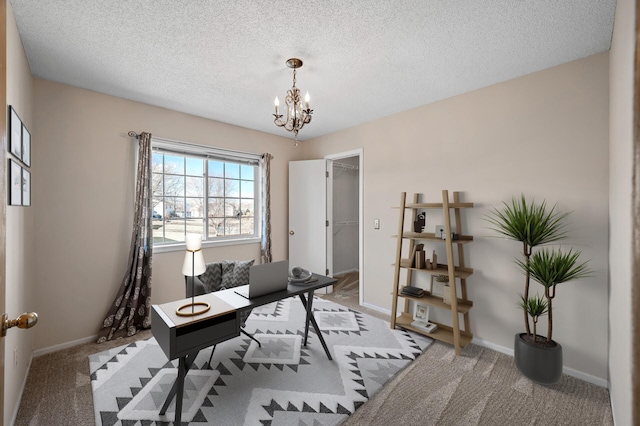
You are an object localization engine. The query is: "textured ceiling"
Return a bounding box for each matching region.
[10,0,616,141]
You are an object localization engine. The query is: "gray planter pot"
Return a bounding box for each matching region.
[514,333,563,384]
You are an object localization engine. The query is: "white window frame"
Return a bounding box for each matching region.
[150,137,262,253]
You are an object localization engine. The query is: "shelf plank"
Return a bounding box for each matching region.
[396,287,473,313]
[395,313,473,347]
[391,263,474,279]
[392,202,474,209]
[395,232,474,243]
[405,202,474,209]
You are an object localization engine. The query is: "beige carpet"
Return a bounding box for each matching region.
[322,272,614,426]
[15,272,613,425]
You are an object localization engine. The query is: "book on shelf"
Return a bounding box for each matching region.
[401,286,425,297]
[414,249,425,269]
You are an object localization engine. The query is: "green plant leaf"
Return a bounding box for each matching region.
[518,293,549,319]
[434,274,449,283]
[486,195,570,248]
[517,248,592,289]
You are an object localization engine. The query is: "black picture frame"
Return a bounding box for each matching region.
[9,159,21,206]
[21,123,31,167]
[22,168,30,206]
[9,106,22,160]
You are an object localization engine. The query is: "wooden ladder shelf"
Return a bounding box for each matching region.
[390,190,474,355]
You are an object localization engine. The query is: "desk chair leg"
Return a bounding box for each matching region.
[241,329,261,347]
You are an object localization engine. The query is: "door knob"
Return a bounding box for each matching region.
[1,312,38,337]
[289,230,295,235]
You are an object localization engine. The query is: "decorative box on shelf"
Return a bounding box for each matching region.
[411,320,438,333]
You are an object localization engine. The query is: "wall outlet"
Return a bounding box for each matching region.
[374,218,380,229]
[435,225,444,238]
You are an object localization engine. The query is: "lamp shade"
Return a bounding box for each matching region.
[182,234,206,276]
[185,233,202,251]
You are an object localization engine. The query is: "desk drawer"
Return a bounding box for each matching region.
[175,312,239,357]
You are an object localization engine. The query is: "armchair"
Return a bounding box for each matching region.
[185,259,261,367]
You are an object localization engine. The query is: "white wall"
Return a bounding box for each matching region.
[302,52,610,381]
[5,2,35,425]
[608,0,634,423]
[32,79,304,350]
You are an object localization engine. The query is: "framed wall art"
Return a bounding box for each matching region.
[9,106,22,160]
[21,123,31,167]
[22,168,30,206]
[413,303,429,322]
[430,275,445,298]
[9,159,22,206]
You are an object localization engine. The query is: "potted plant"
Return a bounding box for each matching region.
[487,195,591,384]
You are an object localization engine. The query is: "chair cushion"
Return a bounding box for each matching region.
[185,276,207,297]
[221,259,255,288]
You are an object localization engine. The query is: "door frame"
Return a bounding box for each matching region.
[632,0,640,419]
[0,0,7,419]
[325,149,363,305]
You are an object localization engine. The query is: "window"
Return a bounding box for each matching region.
[151,138,261,247]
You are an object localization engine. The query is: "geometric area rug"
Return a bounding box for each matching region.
[89,297,432,425]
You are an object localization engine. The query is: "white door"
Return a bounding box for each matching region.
[288,160,327,276]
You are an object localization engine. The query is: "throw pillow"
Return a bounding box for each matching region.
[221,259,255,289]
[220,260,236,289]
[198,262,223,293]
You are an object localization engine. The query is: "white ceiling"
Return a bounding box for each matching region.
[10,0,616,141]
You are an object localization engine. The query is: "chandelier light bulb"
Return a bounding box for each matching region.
[304,91,310,109]
[274,96,280,115]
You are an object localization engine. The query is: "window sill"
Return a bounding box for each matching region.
[153,237,261,254]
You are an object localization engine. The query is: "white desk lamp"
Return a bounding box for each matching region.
[176,234,210,316]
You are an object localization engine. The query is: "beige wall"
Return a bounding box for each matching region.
[608,0,634,423]
[5,2,35,424]
[302,53,610,381]
[32,79,302,350]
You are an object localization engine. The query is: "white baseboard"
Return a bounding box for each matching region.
[361,301,391,316]
[10,352,34,426]
[31,316,609,392]
[471,336,514,356]
[355,302,610,389]
[33,334,98,357]
[471,336,609,388]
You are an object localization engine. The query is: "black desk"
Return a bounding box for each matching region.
[151,273,337,425]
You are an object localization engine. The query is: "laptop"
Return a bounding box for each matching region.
[234,260,290,299]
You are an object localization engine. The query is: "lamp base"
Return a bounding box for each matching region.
[175,301,211,317]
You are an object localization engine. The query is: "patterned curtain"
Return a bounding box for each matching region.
[97,132,153,343]
[260,153,273,264]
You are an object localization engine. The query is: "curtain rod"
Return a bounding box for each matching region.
[126,130,273,160]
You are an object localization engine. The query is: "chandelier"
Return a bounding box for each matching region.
[273,58,313,146]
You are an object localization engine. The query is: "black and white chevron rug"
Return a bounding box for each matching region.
[89,297,432,426]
